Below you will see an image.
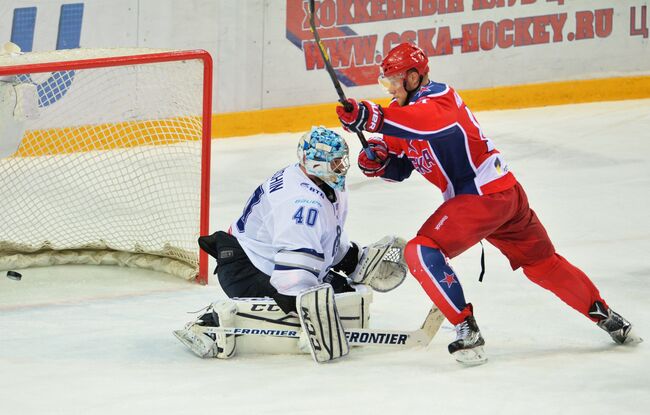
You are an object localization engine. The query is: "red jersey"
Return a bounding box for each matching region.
[377,81,516,200]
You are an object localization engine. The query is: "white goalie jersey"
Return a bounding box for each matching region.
[230,163,351,296]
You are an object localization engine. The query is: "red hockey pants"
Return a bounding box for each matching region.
[404,182,606,325]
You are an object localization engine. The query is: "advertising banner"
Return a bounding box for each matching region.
[1,0,648,114]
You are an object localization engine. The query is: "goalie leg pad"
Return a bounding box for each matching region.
[297,284,350,363]
[174,287,371,358]
[173,299,237,358]
[231,285,371,355]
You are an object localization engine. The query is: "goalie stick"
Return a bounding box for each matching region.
[307,0,376,161]
[199,306,444,349]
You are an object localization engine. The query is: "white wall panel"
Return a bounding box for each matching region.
[2,0,648,113]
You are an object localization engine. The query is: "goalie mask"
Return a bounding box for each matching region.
[297,127,350,190]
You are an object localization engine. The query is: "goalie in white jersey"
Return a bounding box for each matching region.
[174,127,410,362]
[202,126,357,312]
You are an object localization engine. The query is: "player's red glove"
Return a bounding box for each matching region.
[336,99,384,133]
[358,137,389,177]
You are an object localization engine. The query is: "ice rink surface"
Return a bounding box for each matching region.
[1,99,649,415]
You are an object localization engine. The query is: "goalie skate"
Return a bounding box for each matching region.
[448,316,487,366]
[173,300,237,358]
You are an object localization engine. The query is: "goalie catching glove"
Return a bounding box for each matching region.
[351,235,408,292]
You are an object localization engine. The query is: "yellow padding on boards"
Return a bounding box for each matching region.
[17,116,201,156]
[211,76,650,139]
[15,76,650,148]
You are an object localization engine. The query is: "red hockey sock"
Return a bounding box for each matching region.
[523,253,607,321]
[404,235,472,325]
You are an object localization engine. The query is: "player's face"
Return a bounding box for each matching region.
[379,71,424,106]
[378,73,405,94]
[330,155,350,176]
[378,71,409,105]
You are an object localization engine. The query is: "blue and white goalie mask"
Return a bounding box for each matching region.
[297,127,350,190]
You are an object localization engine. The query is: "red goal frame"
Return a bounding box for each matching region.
[0,49,213,284]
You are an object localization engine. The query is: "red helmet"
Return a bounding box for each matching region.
[380,43,429,78]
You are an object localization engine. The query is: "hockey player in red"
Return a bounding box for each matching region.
[335,42,641,365]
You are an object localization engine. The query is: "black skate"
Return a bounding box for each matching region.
[448,315,487,365]
[589,301,642,345]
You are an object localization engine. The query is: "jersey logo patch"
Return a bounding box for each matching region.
[409,148,436,174]
[269,169,285,193]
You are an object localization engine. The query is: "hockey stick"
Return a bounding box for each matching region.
[307,0,376,160]
[201,306,444,348]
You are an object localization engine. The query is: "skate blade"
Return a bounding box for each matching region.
[452,346,488,366]
[622,327,643,345]
[173,329,214,358]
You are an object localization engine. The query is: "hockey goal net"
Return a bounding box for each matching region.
[0,48,212,283]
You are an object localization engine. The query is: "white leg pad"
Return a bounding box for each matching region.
[231,285,371,355]
[297,283,349,363]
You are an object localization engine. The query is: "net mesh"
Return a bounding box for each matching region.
[0,49,208,279]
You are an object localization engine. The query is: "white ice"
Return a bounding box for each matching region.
[1,99,649,415]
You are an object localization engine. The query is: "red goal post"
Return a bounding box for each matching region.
[0,48,213,284]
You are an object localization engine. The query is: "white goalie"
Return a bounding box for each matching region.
[174,128,443,363]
